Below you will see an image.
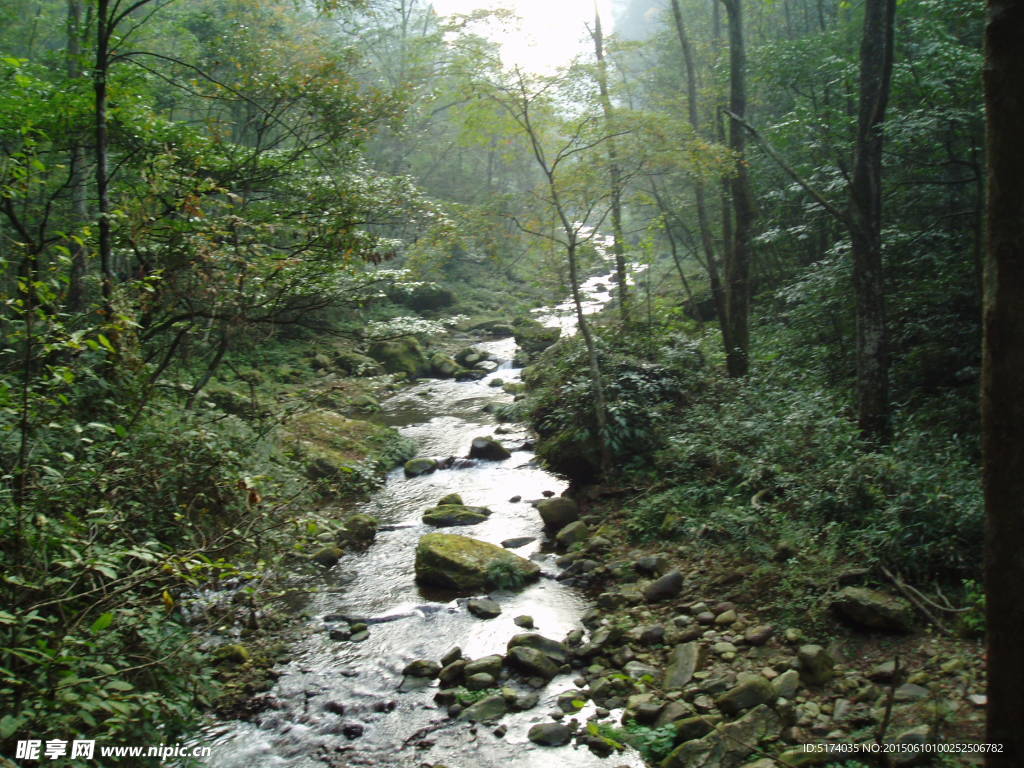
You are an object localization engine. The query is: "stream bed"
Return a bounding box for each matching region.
[195,272,644,768]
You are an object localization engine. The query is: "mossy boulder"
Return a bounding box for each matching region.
[284,410,416,498]
[455,347,489,367]
[311,546,344,567]
[831,586,914,633]
[429,351,462,379]
[513,319,561,356]
[535,497,579,531]
[387,282,456,311]
[404,457,439,477]
[212,644,250,665]
[422,505,491,527]
[468,436,511,461]
[368,336,429,377]
[333,350,382,376]
[438,493,463,506]
[414,533,540,591]
[338,514,379,548]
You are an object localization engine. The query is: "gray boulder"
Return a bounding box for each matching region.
[535,497,579,531]
[831,586,914,633]
[643,569,684,602]
[469,436,512,461]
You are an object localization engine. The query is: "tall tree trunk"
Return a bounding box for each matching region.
[671,0,729,343]
[66,0,89,312]
[95,0,113,311]
[721,0,756,378]
[982,2,1024,763]
[848,0,895,441]
[591,11,629,325]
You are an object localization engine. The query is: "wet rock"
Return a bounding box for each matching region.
[328,627,351,641]
[338,514,379,549]
[798,645,834,687]
[310,546,343,567]
[557,690,586,713]
[535,497,580,531]
[514,615,535,629]
[528,722,572,747]
[664,642,703,689]
[643,569,684,602]
[868,659,900,683]
[508,495,522,503]
[555,520,590,549]
[350,630,369,642]
[415,533,540,591]
[639,624,666,644]
[402,660,441,679]
[507,647,559,680]
[624,660,660,680]
[465,673,497,690]
[438,659,467,686]
[322,700,346,715]
[438,493,464,506]
[505,688,540,711]
[830,586,914,633]
[656,700,695,727]
[468,436,511,461]
[342,722,364,740]
[458,693,508,722]
[440,647,462,667]
[404,457,439,477]
[466,598,503,620]
[507,633,570,665]
[501,536,534,549]
[465,655,504,679]
[717,673,775,715]
[423,505,490,527]
[429,351,461,379]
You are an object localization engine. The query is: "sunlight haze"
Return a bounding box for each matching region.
[429,0,617,73]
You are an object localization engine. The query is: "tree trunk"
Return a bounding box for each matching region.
[982,2,1024,763]
[849,0,895,441]
[721,0,755,378]
[66,0,89,312]
[591,11,629,325]
[670,0,728,344]
[95,0,113,310]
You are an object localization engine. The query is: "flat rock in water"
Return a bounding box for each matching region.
[527,722,572,747]
[468,436,511,460]
[422,504,490,527]
[458,693,508,722]
[535,497,579,531]
[501,536,535,549]
[415,533,540,592]
[467,597,502,619]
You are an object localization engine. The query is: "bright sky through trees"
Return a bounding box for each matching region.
[428,0,616,73]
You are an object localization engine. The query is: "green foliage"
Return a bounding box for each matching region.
[589,720,677,762]
[453,686,500,706]
[958,579,985,636]
[485,559,531,591]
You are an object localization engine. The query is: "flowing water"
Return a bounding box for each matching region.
[196,271,644,768]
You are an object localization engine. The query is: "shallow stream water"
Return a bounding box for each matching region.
[195,272,645,768]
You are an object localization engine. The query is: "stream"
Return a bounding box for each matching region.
[195,269,645,768]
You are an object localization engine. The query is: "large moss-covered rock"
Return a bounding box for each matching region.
[422,505,491,527]
[513,319,561,356]
[831,586,914,633]
[535,497,579,531]
[414,533,540,591]
[338,513,379,548]
[404,457,439,477]
[284,410,416,499]
[333,350,383,376]
[387,282,456,311]
[429,351,462,379]
[468,436,511,460]
[368,336,429,377]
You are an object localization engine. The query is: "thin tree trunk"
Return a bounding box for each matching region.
[982,2,1024,763]
[591,11,629,325]
[849,0,895,441]
[66,0,88,312]
[670,0,728,342]
[95,0,113,311]
[721,0,756,377]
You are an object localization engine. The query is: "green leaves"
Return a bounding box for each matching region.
[90,613,115,634]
